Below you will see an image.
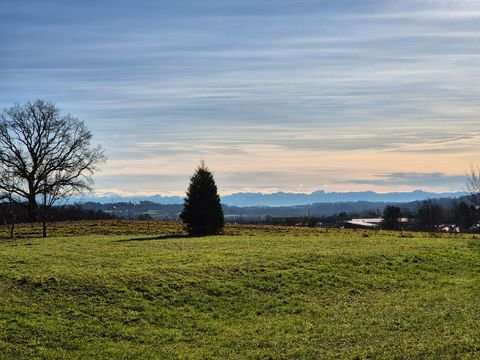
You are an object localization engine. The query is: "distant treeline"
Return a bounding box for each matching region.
[0,203,113,225]
[80,197,461,220]
[2,197,478,233]
[78,197,480,232]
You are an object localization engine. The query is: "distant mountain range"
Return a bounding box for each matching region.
[76,190,467,207]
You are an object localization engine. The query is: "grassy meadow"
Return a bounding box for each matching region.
[1,221,480,359]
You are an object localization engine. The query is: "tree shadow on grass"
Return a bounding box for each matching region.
[116,234,191,243]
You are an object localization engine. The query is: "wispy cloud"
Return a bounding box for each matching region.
[1,0,479,194]
[350,172,466,188]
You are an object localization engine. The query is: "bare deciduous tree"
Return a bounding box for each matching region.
[467,165,480,207]
[0,99,106,237]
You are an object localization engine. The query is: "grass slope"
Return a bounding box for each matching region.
[1,222,479,359]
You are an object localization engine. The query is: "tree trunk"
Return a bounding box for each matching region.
[42,190,47,238]
[8,198,15,239]
[27,199,38,223]
[42,219,47,238]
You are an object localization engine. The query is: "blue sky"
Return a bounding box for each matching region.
[1,0,480,195]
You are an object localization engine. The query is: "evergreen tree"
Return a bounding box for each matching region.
[382,205,402,230]
[180,162,224,236]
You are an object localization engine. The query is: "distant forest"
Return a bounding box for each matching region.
[0,203,113,225]
[1,195,478,233]
[75,196,479,231]
[79,197,460,220]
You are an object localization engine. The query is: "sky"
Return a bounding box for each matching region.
[1,0,480,196]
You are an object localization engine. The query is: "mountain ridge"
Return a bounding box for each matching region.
[76,190,467,207]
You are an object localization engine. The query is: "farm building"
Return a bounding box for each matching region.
[344,218,383,229]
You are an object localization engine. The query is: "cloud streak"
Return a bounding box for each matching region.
[1,0,479,194]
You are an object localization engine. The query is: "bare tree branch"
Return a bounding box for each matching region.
[467,165,480,207]
[0,100,106,231]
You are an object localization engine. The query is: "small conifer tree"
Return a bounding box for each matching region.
[180,161,224,236]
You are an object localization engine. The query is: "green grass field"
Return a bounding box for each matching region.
[1,221,480,359]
